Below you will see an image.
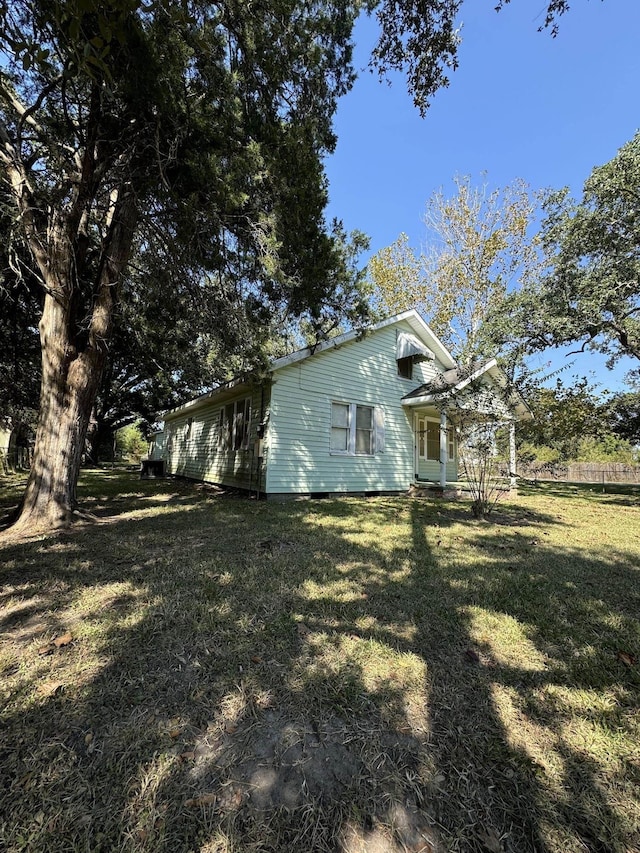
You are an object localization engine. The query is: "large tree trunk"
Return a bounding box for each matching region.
[10,192,137,533]
[13,295,107,530]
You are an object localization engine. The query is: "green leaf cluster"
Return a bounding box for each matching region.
[488,133,640,369]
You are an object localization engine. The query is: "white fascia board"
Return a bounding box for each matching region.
[271,309,457,372]
[483,362,534,420]
[453,359,499,393]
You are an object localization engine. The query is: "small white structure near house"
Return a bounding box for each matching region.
[0,417,33,473]
[154,310,529,498]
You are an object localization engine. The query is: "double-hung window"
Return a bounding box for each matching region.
[331,402,375,456]
[417,417,455,461]
[417,418,440,461]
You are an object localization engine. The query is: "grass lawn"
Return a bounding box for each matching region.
[0,471,639,853]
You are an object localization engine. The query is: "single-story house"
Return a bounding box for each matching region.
[153,310,529,498]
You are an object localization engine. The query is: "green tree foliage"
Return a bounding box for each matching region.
[116,422,148,463]
[369,176,541,363]
[574,434,637,464]
[490,133,640,370]
[605,387,640,445]
[369,0,579,114]
[513,377,639,463]
[368,232,423,318]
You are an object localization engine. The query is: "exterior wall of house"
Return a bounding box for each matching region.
[265,321,456,495]
[163,383,269,492]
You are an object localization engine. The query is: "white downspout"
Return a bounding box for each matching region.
[509,421,517,488]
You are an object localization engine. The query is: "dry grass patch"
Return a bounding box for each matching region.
[0,472,639,852]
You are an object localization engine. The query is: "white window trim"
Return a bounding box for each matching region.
[417,417,439,462]
[448,429,456,462]
[330,401,375,457]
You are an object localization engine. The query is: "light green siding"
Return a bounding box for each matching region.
[265,322,454,495]
[163,384,268,492]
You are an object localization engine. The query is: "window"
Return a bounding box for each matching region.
[417,418,456,462]
[331,402,349,452]
[234,398,251,450]
[218,398,251,450]
[355,405,373,454]
[417,418,440,461]
[331,402,377,456]
[397,356,413,379]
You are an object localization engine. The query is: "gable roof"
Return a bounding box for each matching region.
[162,310,456,421]
[402,358,532,420]
[271,310,457,372]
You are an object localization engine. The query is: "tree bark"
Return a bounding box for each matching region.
[11,191,137,533]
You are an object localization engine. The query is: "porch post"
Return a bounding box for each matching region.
[509,421,517,488]
[439,411,447,488]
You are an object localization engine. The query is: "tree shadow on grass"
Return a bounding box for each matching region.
[0,477,638,852]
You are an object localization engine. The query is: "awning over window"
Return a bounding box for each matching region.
[397,331,434,361]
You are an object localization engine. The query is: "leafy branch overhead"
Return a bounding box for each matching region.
[488,132,640,373]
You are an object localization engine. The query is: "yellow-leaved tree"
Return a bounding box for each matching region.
[370,176,542,364]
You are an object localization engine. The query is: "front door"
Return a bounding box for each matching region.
[414,413,443,481]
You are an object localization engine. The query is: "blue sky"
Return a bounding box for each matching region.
[324,1,640,393]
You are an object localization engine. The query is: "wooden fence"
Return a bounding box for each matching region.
[514,462,640,485]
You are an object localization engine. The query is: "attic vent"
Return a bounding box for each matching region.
[396,331,434,361]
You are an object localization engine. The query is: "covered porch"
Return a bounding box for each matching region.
[402,378,520,492]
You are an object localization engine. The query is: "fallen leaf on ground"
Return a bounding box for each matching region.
[297,622,311,638]
[250,655,262,664]
[180,751,195,761]
[185,793,217,808]
[224,721,238,734]
[37,644,55,656]
[168,728,182,739]
[617,650,636,667]
[465,648,480,664]
[53,632,73,648]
